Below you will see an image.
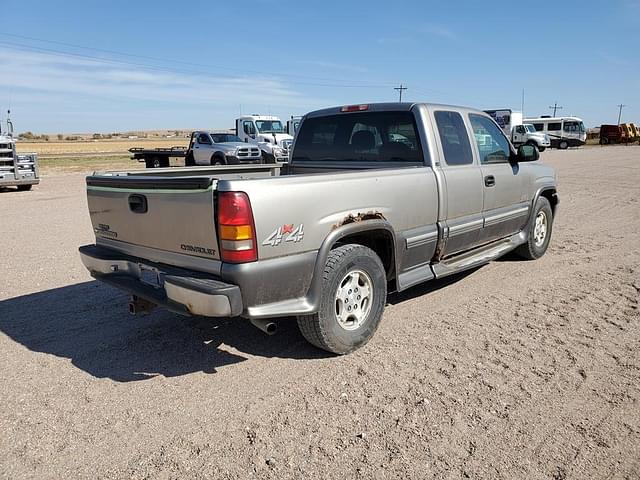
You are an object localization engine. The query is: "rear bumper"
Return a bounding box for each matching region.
[79,244,243,317]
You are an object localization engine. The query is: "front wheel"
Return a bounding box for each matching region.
[297,244,387,354]
[538,146,546,152]
[515,196,553,260]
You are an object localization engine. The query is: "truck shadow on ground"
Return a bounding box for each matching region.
[1,269,481,382]
[0,280,329,382]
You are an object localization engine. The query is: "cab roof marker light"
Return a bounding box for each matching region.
[341,104,369,112]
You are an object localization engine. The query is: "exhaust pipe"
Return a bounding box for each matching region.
[128,295,156,315]
[250,318,277,335]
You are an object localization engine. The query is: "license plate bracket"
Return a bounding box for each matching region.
[139,264,162,288]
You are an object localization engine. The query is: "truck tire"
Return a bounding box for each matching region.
[559,140,569,150]
[600,137,609,145]
[211,154,225,166]
[515,196,553,260]
[17,184,32,191]
[297,244,387,354]
[262,152,276,164]
[145,156,169,168]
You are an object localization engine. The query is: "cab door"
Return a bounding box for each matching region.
[468,113,530,243]
[193,133,212,164]
[432,110,484,257]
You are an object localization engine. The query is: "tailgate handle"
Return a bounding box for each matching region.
[128,194,148,213]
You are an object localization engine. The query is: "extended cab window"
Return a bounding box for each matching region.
[293,111,424,164]
[469,114,511,164]
[434,111,473,166]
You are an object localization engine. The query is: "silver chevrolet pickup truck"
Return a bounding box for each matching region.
[79,103,558,354]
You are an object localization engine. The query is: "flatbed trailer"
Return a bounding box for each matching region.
[129,146,188,169]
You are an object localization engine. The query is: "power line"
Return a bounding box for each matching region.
[617,104,626,124]
[549,102,563,117]
[394,84,407,102]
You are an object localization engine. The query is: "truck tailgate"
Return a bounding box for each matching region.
[86,175,220,260]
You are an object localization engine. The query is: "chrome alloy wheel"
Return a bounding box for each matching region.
[534,211,548,247]
[335,269,373,331]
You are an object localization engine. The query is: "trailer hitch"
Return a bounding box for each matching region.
[128,295,157,315]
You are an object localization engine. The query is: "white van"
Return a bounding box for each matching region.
[523,116,586,149]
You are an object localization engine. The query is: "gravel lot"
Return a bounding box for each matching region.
[1,146,639,479]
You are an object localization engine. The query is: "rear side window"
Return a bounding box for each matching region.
[532,123,544,131]
[434,111,473,166]
[548,122,562,131]
[293,111,424,164]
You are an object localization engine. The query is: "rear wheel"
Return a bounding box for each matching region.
[559,140,569,150]
[515,196,553,260]
[17,184,32,191]
[297,244,387,354]
[145,156,169,168]
[600,137,609,145]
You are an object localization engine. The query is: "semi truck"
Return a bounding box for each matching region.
[235,115,293,162]
[484,109,550,152]
[0,111,39,191]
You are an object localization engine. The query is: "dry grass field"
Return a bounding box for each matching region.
[16,138,188,157]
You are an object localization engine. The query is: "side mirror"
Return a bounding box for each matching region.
[516,144,539,162]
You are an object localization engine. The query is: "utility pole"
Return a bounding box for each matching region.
[521,88,525,115]
[617,104,626,124]
[549,102,563,117]
[394,84,407,102]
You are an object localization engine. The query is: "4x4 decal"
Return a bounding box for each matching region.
[262,224,304,246]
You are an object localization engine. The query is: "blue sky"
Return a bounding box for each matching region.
[1,0,638,132]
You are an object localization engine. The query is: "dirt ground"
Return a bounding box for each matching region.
[1,146,639,479]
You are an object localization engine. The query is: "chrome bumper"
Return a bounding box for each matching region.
[79,245,243,317]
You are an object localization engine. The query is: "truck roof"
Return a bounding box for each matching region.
[305,102,489,118]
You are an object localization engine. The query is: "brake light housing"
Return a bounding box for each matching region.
[340,104,369,112]
[218,192,257,263]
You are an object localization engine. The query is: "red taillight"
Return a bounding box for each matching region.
[340,104,369,112]
[218,192,257,263]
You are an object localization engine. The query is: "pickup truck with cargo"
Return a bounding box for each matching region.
[79,102,558,354]
[130,131,262,168]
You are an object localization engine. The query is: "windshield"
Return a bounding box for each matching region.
[293,111,424,164]
[211,134,242,143]
[255,120,284,134]
[525,124,537,133]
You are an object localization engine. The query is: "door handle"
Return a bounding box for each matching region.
[484,175,495,187]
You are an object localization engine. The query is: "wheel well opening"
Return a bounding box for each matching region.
[541,189,558,215]
[335,230,396,281]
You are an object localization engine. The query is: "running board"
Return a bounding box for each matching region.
[432,232,526,279]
